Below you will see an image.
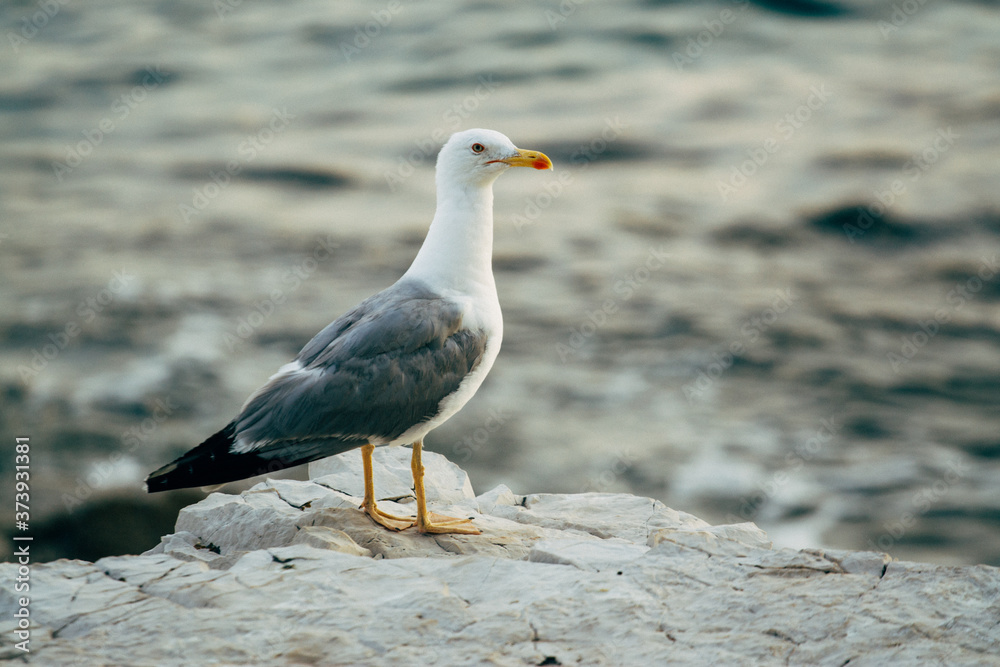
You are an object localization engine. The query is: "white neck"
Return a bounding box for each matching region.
[402,178,498,297]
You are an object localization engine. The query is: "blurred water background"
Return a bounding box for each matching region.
[2,0,1000,565]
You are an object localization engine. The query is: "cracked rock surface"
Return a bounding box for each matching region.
[2,447,998,665]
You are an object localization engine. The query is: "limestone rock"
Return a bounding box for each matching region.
[2,447,997,665]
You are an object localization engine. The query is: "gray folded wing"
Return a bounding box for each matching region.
[231,280,488,455]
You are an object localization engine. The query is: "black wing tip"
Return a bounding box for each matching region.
[144,423,328,493]
[145,424,368,494]
[145,463,179,493]
[145,423,240,493]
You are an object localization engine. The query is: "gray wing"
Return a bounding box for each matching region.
[231,280,488,454]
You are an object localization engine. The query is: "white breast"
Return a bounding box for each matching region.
[389,292,502,446]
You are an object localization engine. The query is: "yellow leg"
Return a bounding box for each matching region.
[361,443,415,531]
[411,440,481,535]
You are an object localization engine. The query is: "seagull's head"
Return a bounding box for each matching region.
[436,129,552,189]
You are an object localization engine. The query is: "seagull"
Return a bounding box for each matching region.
[146,129,552,535]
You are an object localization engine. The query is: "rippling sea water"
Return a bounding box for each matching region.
[2,0,999,565]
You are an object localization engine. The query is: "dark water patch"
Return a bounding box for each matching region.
[712,222,796,250]
[501,30,564,48]
[613,29,674,50]
[174,163,355,190]
[494,254,548,273]
[817,151,909,171]
[569,236,603,253]
[68,66,179,92]
[254,330,312,355]
[133,228,173,252]
[160,364,224,418]
[845,415,891,440]
[795,366,846,386]
[890,375,1000,406]
[955,440,1000,459]
[936,265,1000,302]
[443,422,522,473]
[540,138,659,165]
[108,299,189,324]
[656,314,699,338]
[952,96,1000,123]
[93,397,164,419]
[777,504,817,520]
[767,327,826,350]
[95,381,217,421]
[885,529,951,548]
[237,165,355,190]
[805,204,940,249]
[18,154,61,174]
[301,23,359,47]
[126,66,179,88]
[619,460,658,496]
[1,321,67,347]
[750,0,850,19]
[728,355,777,374]
[831,380,905,407]
[1,316,145,351]
[933,322,1000,344]
[51,429,121,453]
[825,311,1000,345]
[387,74,494,93]
[973,211,1000,236]
[616,214,683,239]
[395,229,428,250]
[924,506,1000,524]
[386,66,590,94]
[12,492,200,562]
[0,90,57,112]
[0,381,27,406]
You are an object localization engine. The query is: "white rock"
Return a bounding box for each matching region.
[485,491,706,543]
[290,525,372,558]
[528,536,648,571]
[2,449,997,665]
[649,521,773,557]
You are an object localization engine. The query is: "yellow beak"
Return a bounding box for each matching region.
[494,148,553,170]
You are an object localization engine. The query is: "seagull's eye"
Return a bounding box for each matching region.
[471,143,485,154]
